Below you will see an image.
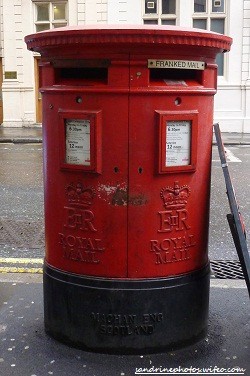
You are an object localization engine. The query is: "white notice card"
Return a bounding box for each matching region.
[66,119,91,165]
[165,121,191,167]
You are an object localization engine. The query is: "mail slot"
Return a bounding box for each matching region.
[25,26,232,354]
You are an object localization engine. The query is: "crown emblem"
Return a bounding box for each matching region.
[65,182,95,208]
[160,181,190,210]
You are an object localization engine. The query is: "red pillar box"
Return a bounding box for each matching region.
[25,26,232,354]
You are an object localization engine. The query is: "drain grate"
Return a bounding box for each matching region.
[210,260,244,279]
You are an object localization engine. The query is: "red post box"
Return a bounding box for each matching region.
[25,26,232,353]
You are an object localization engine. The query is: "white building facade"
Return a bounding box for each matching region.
[0,0,250,132]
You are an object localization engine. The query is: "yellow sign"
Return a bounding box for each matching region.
[5,71,17,79]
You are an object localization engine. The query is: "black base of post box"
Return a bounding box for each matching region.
[43,262,210,354]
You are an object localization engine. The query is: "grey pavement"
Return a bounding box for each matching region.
[0,127,249,375]
[215,132,250,145]
[0,127,42,144]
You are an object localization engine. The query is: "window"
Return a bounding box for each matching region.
[193,0,226,76]
[143,0,177,25]
[34,2,68,32]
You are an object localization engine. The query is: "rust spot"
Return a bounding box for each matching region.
[111,189,148,206]
[111,188,128,206]
[129,194,148,206]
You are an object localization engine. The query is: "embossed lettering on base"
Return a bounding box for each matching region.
[91,312,164,336]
